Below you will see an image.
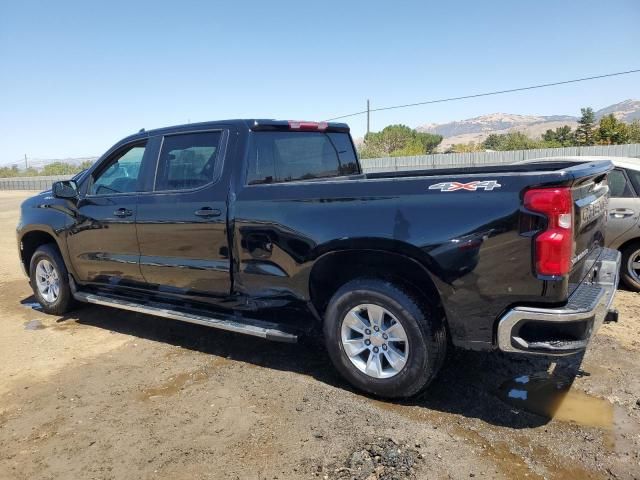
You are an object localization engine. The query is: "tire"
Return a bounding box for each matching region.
[621,242,640,292]
[323,278,447,399]
[29,243,74,315]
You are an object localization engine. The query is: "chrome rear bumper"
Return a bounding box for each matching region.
[497,248,620,355]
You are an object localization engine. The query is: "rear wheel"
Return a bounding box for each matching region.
[621,242,640,292]
[29,244,74,315]
[323,278,447,398]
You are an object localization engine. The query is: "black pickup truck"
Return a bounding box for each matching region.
[17,119,620,398]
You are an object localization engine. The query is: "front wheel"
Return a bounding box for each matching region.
[323,278,447,398]
[29,244,74,315]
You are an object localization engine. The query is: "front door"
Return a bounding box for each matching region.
[66,141,149,286]
[607,168,640,246]
[135,129,231,301]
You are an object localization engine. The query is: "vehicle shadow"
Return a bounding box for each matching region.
[24,295,589,430]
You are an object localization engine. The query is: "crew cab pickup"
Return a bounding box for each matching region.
[17,119,620,398]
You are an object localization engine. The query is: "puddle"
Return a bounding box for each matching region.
[498,372,613,428]
[24,319,46,330]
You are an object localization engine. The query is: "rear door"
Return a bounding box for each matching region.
[135,129,232,301]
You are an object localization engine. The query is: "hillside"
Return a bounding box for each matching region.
[416,99,640,150]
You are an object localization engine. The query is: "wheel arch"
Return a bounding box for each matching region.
[19,227,64,276]
[308,248,449,325]
[614,236,640,254]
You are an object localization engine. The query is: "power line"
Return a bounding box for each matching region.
[324,68,640,121]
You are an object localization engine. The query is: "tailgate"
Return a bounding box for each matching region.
[569,170,610,294]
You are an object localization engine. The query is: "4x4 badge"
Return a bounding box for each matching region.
[429,180,501,192]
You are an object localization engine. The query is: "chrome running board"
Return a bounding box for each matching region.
[73,291,298,343]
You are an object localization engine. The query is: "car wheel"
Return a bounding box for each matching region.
[621,242,640,292]
[323,278,447,398]
[29,243,74,315]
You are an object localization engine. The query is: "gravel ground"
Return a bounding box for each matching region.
[0,191,639,480]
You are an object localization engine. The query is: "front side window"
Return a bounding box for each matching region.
[155,132,222,191]
[608,169,635,198]
[247,132,358,185]
[90,144,145,195]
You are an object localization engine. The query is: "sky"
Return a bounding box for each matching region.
[1,0,639,164]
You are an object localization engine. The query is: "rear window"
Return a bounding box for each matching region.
[155,131,222,191]
[247,132,358,185]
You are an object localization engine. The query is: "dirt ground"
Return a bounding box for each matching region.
[0,190,639,480]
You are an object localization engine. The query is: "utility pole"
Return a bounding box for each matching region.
[24,154,27,170]
[366,99,370,135]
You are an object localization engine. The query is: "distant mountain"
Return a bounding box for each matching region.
[595,99,640,122]
[416,99,640,150]
[418,113,576,139]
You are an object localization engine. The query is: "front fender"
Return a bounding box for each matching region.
[17,195,76,278]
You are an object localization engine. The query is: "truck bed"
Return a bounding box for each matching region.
[365,159,609,181]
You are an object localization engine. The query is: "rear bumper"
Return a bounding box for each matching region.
[497,248,620,355]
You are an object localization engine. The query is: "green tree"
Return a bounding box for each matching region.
[629,120,640,143]
[482,134,503,150]
[575,107,596,146]
[446,142,482,153]
[414,131,443,154]
[595,114,630,145]
[42,162,81,176]
[542,125,575,146]
[359,124,442,158]
[482,132,541,151]
[0,166,19,177]
[79,159,95,170]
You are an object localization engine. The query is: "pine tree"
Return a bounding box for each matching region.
[575,107,596,145]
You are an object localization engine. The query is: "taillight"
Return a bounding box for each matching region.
[288,121,328,131]
[524,187,573,276]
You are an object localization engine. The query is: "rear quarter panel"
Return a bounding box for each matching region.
[233,171,574,349]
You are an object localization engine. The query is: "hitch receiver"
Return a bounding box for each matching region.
[604,309,618,324]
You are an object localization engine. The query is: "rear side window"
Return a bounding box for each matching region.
[155,131,222,191]
[247,132,358,185]
[608,169,635,198]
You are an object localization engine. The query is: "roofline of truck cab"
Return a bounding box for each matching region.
[117,119,350,145]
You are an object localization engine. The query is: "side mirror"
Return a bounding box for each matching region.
[52,180,78,199]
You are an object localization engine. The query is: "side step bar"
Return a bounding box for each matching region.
[72,291,298,343]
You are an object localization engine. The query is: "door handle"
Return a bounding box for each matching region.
[609,208,635,218]
[113,208,133,218]
[194,207,221,218]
